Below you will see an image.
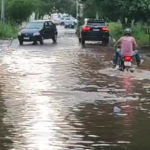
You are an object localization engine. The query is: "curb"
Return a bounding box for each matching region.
[0,38,14,47]
[0,38,13,41]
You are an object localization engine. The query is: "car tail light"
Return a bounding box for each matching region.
[102,27,109,31]
[82,26,90,31]
[124,56,131,61]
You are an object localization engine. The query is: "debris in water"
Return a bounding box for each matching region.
[113,106,121,113]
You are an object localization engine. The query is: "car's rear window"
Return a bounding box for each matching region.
[26,22,44,29]
[65,17,71,20]
[87,22,106,26]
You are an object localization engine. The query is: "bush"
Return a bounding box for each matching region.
[0,21,18,39]
[108,21,123,40]
[108,22,149,46]
[131,23,149,46]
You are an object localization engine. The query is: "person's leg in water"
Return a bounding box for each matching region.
[133,50,142,67]
[113,48,122,67]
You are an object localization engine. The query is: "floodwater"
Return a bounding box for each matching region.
[0,30,150,150]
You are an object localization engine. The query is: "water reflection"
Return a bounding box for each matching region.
[0,53,72,149]
[121,77,133,94]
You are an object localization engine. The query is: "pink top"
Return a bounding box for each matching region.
[117,36,137,56]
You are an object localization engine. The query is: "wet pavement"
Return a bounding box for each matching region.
[0,26,150,149]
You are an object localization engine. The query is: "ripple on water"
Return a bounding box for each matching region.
[99,67,150,80]
[0,43,149,150]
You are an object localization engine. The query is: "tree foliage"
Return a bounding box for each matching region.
[38,0,76,16]
[4,0,150,26]
[4,0,76,24]
[81,0,150,26]
[6,0,37,24]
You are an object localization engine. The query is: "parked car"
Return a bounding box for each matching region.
[77,20,109,45]
[18,20,57,45]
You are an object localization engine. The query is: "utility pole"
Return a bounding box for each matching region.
[1,0,5,22]
[76,0,79,19]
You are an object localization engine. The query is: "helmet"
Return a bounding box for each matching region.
[124,28,132,36]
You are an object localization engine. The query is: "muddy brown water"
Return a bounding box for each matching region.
[0,32,150,149]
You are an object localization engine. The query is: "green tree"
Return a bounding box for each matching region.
[81,0,150,26]
[6,0,37,24]
[38,0,76,17]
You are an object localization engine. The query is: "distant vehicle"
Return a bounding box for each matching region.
[70,17,77,24]
[62,13,69,17]
[52,17,62,25]
[51,13,59,18]
[77,20,109,45]
[51,13,63,24]
[18,20,58,45]
[60,17,76,27]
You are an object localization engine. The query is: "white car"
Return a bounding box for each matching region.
[60,17,77,26]
[51,13,59,18]
[70,17,77,23]
[52,17,62,25]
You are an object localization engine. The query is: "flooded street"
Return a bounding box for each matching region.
[0,26,150,150]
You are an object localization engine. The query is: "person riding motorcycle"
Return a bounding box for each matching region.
[113,28,142,69]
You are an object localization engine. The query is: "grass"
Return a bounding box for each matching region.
[108,21,149,47]
[0,21,18,39]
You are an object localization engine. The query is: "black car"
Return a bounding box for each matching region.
[78,20,109,45]
[18,20,58,45]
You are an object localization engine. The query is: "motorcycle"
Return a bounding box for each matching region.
[119,56,134,72]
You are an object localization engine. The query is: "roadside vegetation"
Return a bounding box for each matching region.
[0,0,37,39]
[0,21,18,39]
[108,22,149,46]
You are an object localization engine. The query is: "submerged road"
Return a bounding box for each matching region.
[0,26,150,150]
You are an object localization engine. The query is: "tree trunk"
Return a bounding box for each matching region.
[35,13,39,20]
[120,17,126,28]
[96,11,99,19]
[126,19,132,27]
